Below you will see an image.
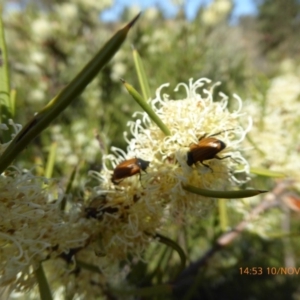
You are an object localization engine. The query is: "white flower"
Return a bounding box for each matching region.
[101,78,251,216]
[0,120,22,155]
[54,3,78,21]
[244,72,300,189]
[31,18,53,41]
[111,62,127,81]
[74,0,112,11]
[202,0,233,26]
[30,51,46,65]
[144,8,160,21]
[28,88,46,103]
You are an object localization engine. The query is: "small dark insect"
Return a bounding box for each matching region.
[187,130,234,171]
[85,195,119,219]
[111,157,150,184]
[59,247,83,264]
[86,193,143,223]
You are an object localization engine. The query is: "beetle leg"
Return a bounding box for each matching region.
[215,155,231,161]
[208,128,235,138]
[186,151,194,166]
[111,177,124,185]
[200,161,213,172]
[216,155,239,164]
[111,178,119,185]
[198,133,208,141]
[138,171,147,188]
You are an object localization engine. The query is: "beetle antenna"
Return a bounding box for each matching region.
[209,128,236,138]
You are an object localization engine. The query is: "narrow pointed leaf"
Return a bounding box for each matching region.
[35,263,53,300]
[250,167,285,178]
[77,260,102,274]
[121,79,171,136]
[218,199,229,231]
[0,12,14,141]
[60,166,77,211]
[183,184,267,199]
[155,233,186,278]
[246,134,265,156]
[0,13,141,173]
[10,89,16,116]
[44,142,57,179]
[144,246,171,283]
[132,46,151,100]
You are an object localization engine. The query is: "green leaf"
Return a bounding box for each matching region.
[0,11,14,141]
[60,166,77,211]
[35,263,53,300]
[0,13,141,173]
[76,260,102,274]
[44,142,57,180]
[121,79,171,136]
[218,198,229,231]
[246,134,265,156]
[183,184,267,199]
[132,46,151,101]
[144,244,172,284]
[250,167,285,178]
[155,233,186,279]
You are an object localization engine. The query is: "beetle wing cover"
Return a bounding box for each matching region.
[198,137,220,149]
[112,159,138,181]
[117,158,137,168]
[192,145,218,162]
[189,143,199,151]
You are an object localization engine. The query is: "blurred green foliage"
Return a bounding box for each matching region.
[2,0,300,299]
[256,0,300,59]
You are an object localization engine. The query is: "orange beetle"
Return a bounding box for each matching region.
[187,130,233,170]
[111,157,150,184]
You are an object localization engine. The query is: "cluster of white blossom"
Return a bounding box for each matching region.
[0,78,252,297]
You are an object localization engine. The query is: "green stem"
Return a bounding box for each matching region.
[155,232,186,279]
[35,263,53,300]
